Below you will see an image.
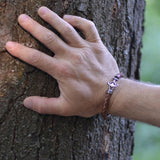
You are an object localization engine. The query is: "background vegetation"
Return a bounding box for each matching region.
[133,0,160,159]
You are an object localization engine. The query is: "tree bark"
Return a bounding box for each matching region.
[0,0,145,160]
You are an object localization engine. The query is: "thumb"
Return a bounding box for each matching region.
[23,96,67,115]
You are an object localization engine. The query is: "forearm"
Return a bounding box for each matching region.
[110,78,160,127]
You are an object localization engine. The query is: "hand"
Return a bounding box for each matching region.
[6,6,119,117]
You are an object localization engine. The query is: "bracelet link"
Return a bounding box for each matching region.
[107,81,119,94]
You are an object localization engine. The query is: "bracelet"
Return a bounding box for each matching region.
[102,73,124,119]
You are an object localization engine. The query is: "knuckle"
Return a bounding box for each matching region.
[93,43,106,53]
[57,64,73,78]
[44,32,56,44]
[86,20,95,30]
[29,51,42,65]
[72,17,83,27]
[72,53,84,65]
[62,25,73,35]
[82,48,92,57]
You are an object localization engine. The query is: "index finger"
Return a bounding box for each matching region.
[6,41,59,77]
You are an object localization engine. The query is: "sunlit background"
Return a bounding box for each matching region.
[133,0,160,159]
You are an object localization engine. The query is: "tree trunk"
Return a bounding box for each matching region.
[0,0,145,160]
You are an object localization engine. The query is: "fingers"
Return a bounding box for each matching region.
[18,14,69,54]
[24,96,70,116]
[38,7,85,47]
[6,41,58,77]
[63,15,101,43]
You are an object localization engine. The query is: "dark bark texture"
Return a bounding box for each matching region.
[0,0,145,160]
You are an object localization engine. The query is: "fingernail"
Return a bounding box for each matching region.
[24,98,33,109]
[63,15,72,19]
[19,14,29,23]
[39,6,48,15]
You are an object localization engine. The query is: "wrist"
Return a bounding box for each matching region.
[109,78,127,115]
[101,73,124,118]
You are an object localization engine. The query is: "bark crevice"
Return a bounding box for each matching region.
[0,0,145,159]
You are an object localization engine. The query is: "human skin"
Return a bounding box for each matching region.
[110,79,160,127]
[5,6,160,127]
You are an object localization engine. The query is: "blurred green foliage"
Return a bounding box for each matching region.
[133,0,160,159]
[141,0,160,84]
